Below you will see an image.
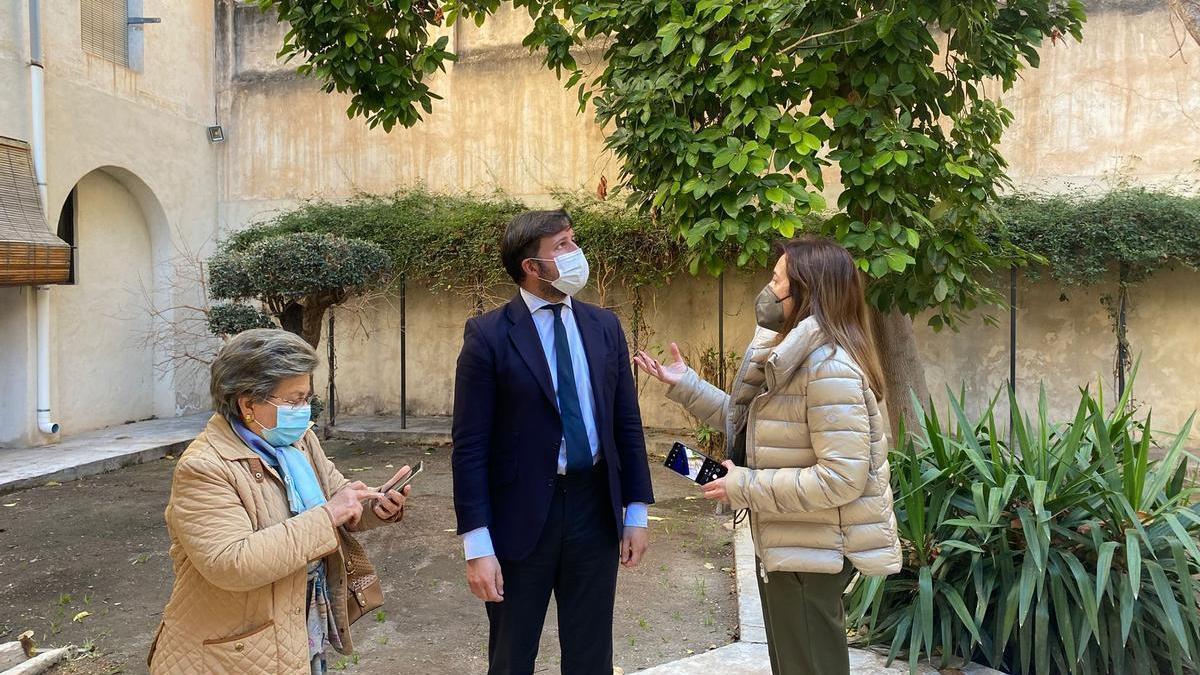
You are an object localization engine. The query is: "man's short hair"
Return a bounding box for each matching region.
[500,210,573,284]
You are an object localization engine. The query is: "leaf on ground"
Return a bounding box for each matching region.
[704,562,715,569]
[647,516,667,522]
[73,611,92,622]
[4,503,17,507]
[45,481,61,487]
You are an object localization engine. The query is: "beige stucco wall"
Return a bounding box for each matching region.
[219,2,1200,448]
[315,266,1200,450]
[51,171,156,430]
[0,0,220,446]
[2,1,1197,448]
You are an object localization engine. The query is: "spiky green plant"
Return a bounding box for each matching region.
[848,374,1199,675]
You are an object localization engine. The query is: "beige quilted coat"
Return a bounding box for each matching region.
[667,317,901,577]
[149,415,393,674]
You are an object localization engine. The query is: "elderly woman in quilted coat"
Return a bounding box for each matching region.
[635,236,901,675]
[149,329,412,675]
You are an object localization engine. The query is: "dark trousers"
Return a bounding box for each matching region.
[756,558,856,675]
[485,465,619,675]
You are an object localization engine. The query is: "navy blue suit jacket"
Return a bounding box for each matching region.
[451,294,655,562]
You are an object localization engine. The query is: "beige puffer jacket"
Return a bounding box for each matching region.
[667,316,901,577]
[148,415,396,674]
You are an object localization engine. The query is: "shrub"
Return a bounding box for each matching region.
[207,303,276,337]
[848,377,1199,675]
[230,187,690,322]
[208,231,392,347]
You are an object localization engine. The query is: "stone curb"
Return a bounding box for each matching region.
[0,414,208,495]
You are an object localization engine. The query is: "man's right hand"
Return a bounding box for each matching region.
[467,555,505,603]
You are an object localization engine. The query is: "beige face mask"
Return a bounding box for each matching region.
[754,284,788,331]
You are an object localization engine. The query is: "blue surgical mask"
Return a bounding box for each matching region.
[259,402,312,447]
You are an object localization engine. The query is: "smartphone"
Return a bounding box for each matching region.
[379,461,423,494]
[664,442,728,485]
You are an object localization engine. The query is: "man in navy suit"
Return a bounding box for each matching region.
[452,209,655,674]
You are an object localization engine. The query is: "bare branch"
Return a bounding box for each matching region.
[779,10,884,56]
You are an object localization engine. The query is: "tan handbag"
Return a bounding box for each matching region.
[338,527,384,625]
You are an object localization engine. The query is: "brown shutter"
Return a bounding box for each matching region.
[0,137,71,286]
[81,0,129,67]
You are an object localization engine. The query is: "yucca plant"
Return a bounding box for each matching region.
[847,375,1200,675]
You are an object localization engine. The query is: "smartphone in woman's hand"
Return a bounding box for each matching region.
[379,461,423,493]
[664,442,727,485]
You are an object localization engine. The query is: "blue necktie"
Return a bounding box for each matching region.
[547,304,592,473]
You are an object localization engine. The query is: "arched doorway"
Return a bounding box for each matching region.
[50,168,158,431]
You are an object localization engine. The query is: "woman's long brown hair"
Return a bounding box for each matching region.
[774,236,886,399]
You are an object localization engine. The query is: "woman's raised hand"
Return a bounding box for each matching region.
[323,481,383,528]
[634,342,688,387]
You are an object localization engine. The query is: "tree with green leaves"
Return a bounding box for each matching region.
[207,231,393,348]
[257,0,1085,438]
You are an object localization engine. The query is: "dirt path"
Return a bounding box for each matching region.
[0,438,737,674]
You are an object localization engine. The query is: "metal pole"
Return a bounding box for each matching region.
[30,0,58,436]
[1009,266,1017,450]
[327,310,336,429]
[1009,266,1017,396]
[400,275,408,429]
[1117,282,1127,398]
[718,272,725,391]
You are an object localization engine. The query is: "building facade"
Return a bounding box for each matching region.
[1,0,1197,447]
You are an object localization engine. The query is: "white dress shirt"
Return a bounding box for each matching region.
[462,288,648,560]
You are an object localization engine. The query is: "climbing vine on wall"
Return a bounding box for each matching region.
[998,188,1200,391]
[231,187,691,331]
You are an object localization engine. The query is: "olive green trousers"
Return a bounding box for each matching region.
[755,558,856,675]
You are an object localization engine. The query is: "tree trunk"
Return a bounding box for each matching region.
[279,302,304,337]
[299,303,330,348]
[870,307,932,447]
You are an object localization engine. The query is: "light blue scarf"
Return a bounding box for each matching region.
[231,418,327,514]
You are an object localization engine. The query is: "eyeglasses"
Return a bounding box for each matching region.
[266,394,314,410]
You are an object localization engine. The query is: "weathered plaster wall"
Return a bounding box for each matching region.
[0,0,220,445]
[218,3,1200,446]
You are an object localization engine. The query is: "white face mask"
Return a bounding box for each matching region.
[534,248,590,297]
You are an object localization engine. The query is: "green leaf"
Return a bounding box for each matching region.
[1147,561,1191,656]
[729,154,748,174]
[869,256,890,278]
[1126,530,1141,600]
[933,277,949,302]
[885,251,912,272]
[1095,540,1118,605]
[905,228,919,248]
[919,566,934,659]
[661,33,681,55]
[878,185,896,204]
[764,187,788,204]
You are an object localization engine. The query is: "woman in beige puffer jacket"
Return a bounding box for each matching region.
[636,236,901,675]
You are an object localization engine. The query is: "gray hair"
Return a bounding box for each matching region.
[210,329,318,420]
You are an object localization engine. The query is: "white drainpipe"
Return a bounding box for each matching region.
[29,0,59,435]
